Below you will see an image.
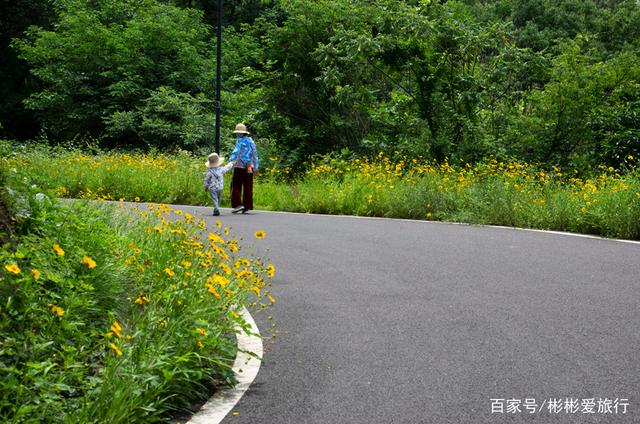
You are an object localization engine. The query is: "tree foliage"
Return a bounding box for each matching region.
[2,0,640,169]
[14,0,214,148]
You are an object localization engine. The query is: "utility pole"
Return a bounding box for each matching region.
[214,0,222,154]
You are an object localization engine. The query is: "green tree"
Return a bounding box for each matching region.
[502,37,640,167]
[0,0,55,139]
[15,0,214,148]
[258,0,508,163]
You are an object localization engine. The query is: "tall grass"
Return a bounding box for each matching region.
[0,172,276,423]
[4,140,640,239]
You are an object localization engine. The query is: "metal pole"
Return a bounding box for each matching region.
[214,0,222,154]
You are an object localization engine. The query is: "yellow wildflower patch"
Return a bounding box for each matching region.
[266,264,275,279]
[5,264,20,274]
[50,305,65,317]
[111,321,122,338]
[206,284,221,298]
[207,233,225,245]
[208,274,230,287]
[52,243,65,256]
[82,255,97,269]
[219,262,231,275]
[110,343,123,356]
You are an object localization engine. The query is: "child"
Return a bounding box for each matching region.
[204,153,234,216]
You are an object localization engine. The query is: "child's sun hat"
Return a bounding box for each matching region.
[206,153,224,168]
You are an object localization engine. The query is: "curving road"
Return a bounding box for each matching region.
[177,206,640,424]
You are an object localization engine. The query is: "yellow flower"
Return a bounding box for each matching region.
[50,305,65,317]
[224,227,229,236]
[254,230,266,239]
[32,268,40,281]
[164,268,175,277]
[208,233,224,245]
[215,220,222,228]
[266,264,275,279]
[111,321,122,338]
[5,264,20,274]
[82,255,97,269]
[196,340,204,349]
[52,243,65,256]
[208,274,230,287]
[268,295,276,304]
[230,311,240,319]
[196,327,208,337]
[250,286,261,297]
[110,343,123,356]
[134,295,150,305]
[219,262,231,275]
[237,269,253,280]
[206,284,221,298]
[134,196,140,202]
[181,261,192,268]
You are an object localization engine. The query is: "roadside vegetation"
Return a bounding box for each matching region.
[0,167,276,423]
[4,140,639,240]
[1,2,639,420]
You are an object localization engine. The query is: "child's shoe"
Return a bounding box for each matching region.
[213,209,220,216]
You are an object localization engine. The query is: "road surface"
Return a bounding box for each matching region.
[175,206,639,424]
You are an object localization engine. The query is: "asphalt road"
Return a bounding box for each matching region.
[176,205,640,424]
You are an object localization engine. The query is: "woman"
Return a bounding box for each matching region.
[228,123,259,213]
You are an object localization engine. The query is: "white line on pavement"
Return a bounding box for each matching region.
[186,204,640,246]
[187,306,263,424]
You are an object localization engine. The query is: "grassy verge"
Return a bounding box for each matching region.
[0,169,276,423]
[256,155,640,239]
[4,140,640,240]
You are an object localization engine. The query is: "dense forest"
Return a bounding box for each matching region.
[1,0,639,169]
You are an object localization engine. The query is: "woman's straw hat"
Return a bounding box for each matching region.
[232,123,250,135]
[205,153,224,168]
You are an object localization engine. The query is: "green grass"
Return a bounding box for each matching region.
[4,139,640,239]
[0,170,275,423]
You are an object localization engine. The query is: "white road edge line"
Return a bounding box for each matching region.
[184,204,640,246]
[187,306,263,424]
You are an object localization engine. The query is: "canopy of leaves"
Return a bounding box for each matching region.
[2,0,639,169]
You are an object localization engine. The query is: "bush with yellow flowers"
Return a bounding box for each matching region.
[0,178,275,423]
[4,139,640,239]
[257,153,640,240]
